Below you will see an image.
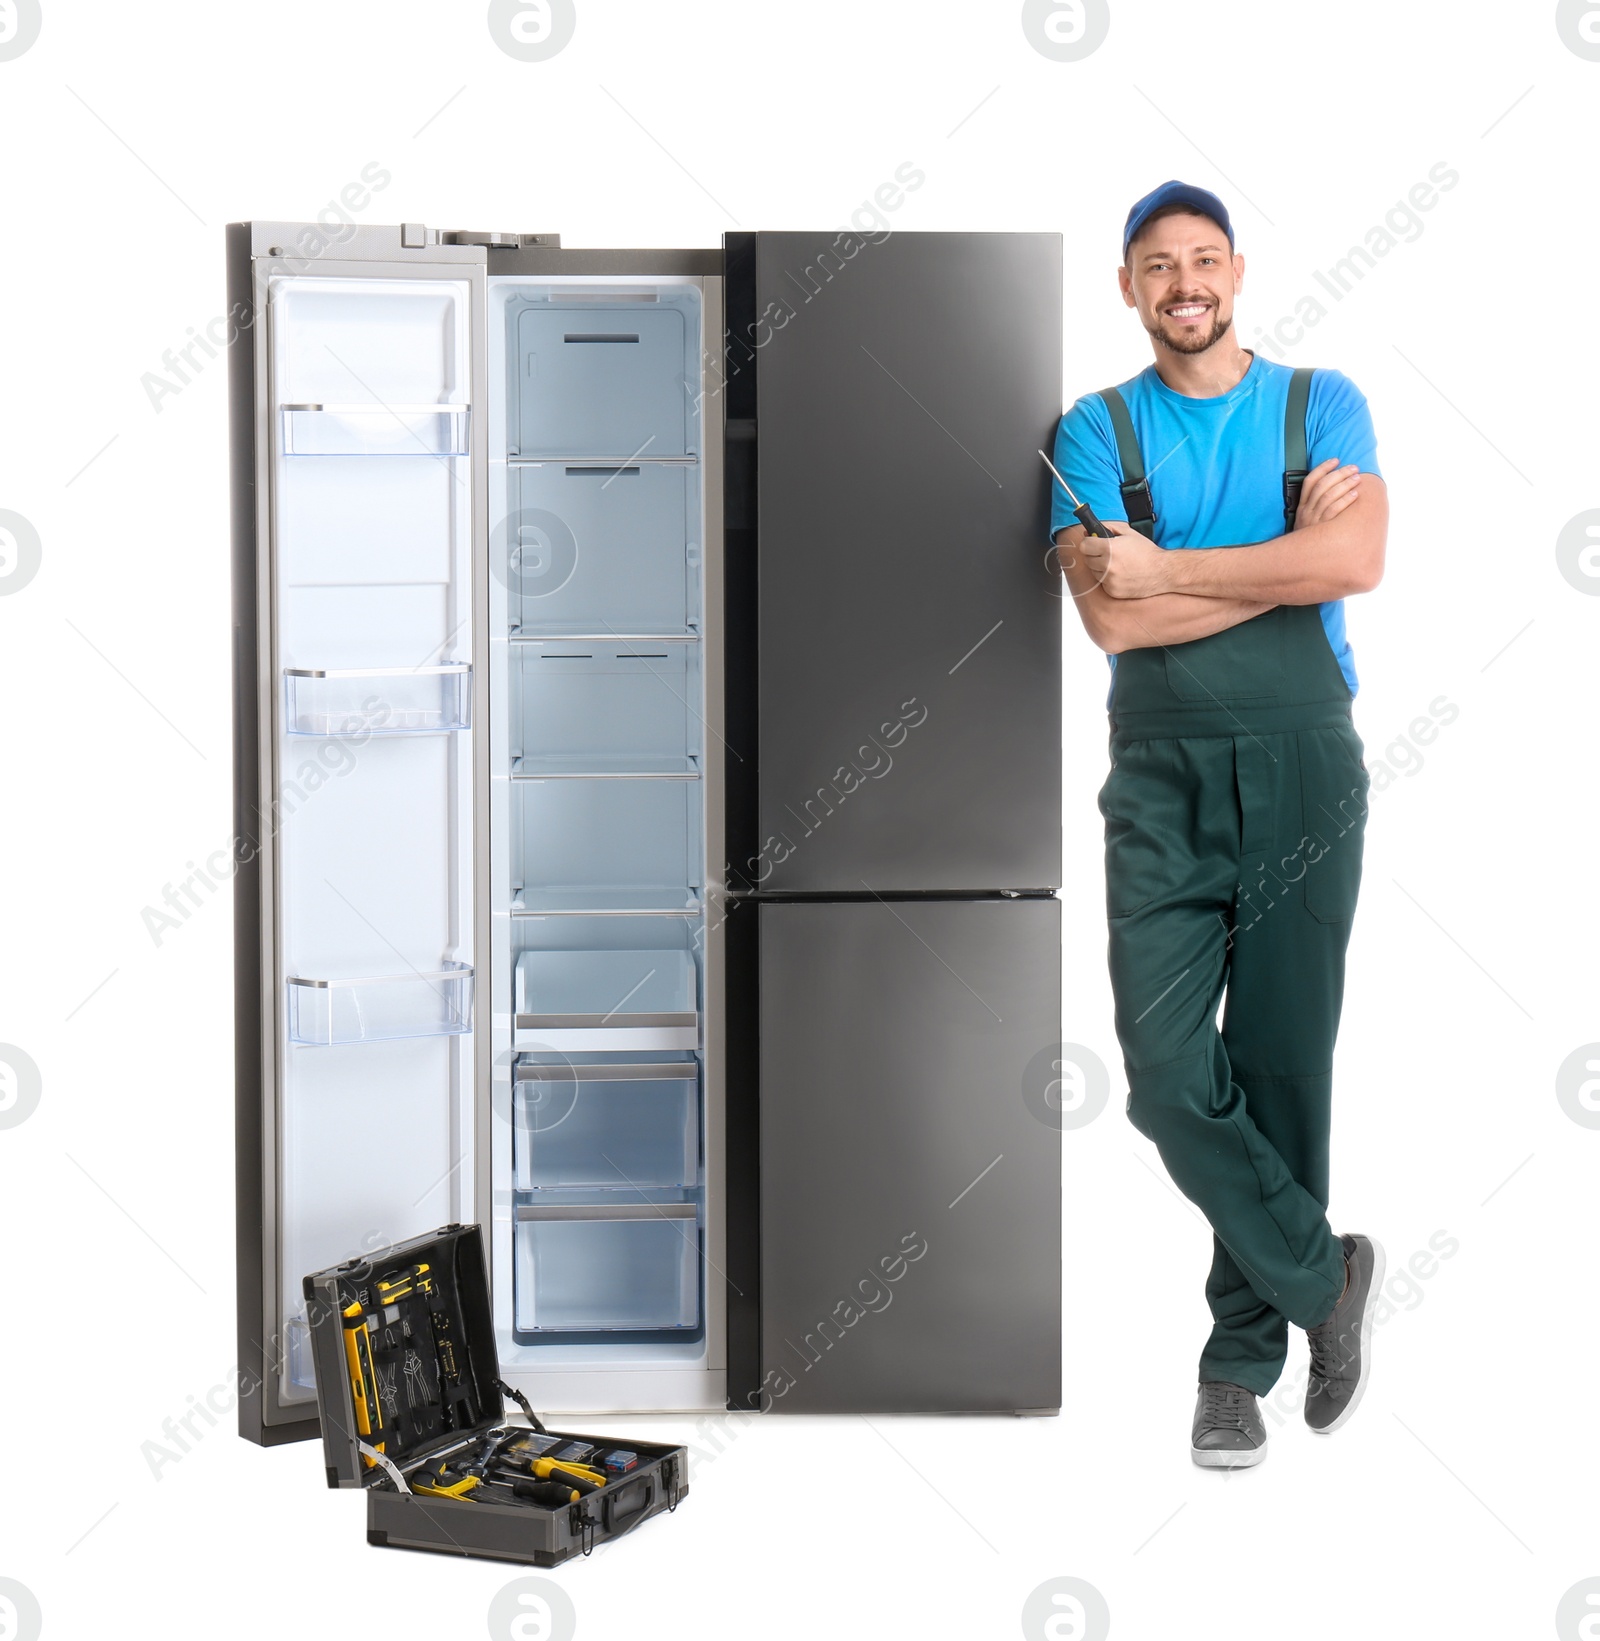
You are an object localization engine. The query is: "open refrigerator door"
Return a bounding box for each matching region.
[232,226,490,1442]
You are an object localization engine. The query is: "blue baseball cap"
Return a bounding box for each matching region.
[1122,180,1234,263]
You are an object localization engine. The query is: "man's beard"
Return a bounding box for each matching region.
[1147,307,1232,356]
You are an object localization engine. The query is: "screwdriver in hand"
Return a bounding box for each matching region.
[1038,449,1114,539]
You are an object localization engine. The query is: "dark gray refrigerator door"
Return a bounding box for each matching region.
[723,230,1063,895]
[728,896,1061,1413]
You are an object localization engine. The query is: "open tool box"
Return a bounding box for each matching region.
[305,1224,687,1565]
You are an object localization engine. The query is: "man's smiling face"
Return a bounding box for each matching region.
[1122,210,1244,357]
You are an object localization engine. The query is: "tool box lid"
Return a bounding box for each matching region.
[304,1223,506,1490]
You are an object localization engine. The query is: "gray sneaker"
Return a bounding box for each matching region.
[1190,1380,1267,1469]
[1304,1232,1386,1434]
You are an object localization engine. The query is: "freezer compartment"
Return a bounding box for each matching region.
[513,640,700,775]
[281,403,469,457]
[510,462,698,636]
[508,300,696,458]
[285,664,470,737]
[512,777,702,914]
[514,1206,702,1335]
[513,1060,700,1192]
[286,962,473,1046]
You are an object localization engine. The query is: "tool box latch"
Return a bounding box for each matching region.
[570,1504,597,1557]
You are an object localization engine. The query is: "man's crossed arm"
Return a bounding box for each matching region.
[1055,458,1387,655]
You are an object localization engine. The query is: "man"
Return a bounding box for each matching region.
[1050,181,1387,1469]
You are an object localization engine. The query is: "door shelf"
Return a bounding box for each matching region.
[286,962,473,1047]
[284,665,471,737]
[281,403,469,457]
[513,1205,701,1334]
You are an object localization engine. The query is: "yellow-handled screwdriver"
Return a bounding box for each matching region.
[525,1456,605,1494]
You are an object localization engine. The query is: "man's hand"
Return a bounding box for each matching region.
[1294,458,1362,531]
[1054,521,1275,652]
[1075,518,1175,600]
[1160,471,1387,602]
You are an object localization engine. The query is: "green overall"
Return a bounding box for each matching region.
[1097,371,1369,1396]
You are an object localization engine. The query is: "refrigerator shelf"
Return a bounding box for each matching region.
[513,1024,697,1051]
[512,1189,700,1210]
[513,1006,696,1024]
[286,962,473,1047]
[284,664,471,737]
[511,760,700,779]
[515,1202,698,1222]
[510,903,702,923]
[509,632,700,644]
[281,403,470,458]
[506,455,699,467]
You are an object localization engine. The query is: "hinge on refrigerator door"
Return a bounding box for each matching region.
[439,230,563,249]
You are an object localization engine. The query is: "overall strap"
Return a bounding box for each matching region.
[1096,387,1157,541]
[1282,366,1315,532]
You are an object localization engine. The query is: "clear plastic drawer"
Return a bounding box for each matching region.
[513,1207,700,1333]
[513,1061,699,1191]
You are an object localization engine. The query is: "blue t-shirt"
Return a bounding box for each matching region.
[1050,353,1380,699]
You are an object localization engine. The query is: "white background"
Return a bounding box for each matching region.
[0,2,1595,1638]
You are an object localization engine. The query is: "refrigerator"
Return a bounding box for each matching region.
[229,220,1063,1446]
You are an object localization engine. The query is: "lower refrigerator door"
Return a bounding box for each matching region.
[734,895,1062,1413]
